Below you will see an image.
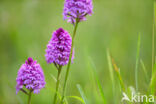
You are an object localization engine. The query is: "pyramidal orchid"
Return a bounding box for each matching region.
[61,0,93,103]
[63,0,93,25]
[45,28,74,104]
[45,28,74,66]
[16,57,46,104]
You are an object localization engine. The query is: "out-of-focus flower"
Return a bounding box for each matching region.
[63,0,93,24]
[45,28,74,66]
[16,57,46,94]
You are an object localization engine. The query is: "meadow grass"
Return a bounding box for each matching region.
[89,57,107,104]
[77,84,88,104]
[135,33,141,92]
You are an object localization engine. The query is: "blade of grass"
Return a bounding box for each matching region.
[111,57,125,92]
[107,50,114,86]
[135,33,141,92]
[77,84,88,104]
[50,74,68,104]
[88,57,107,104]
[149,64,156,94]
[16,95,24,104]
[106,50,115,102]
[140,59,149,83]
[57,92,68,104]
[50,74,57,82]
[58,95,68,104]
[66,96,85,104]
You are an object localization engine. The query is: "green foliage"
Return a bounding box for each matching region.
[135,33,141,92]
[66,96,85,104]
[77,84,88,104]
[88,57,107,104]
[149,64,156,94]
[140,59,149,83]
[106,50,115,89]
[111,56,125,92]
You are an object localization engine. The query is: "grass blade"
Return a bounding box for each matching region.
[135,33,141,92]
[88,57,107,104]
[107,50,114,86]
[77,84,88,104]
[67,96,85,104]
[106,50,115,102]
[150,64,156,94]
[140,59,149,83]
[50,74,68,104]
[50,74,57,82]
[111,57,125,92]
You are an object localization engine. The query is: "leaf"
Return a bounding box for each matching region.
[106,50,115,100]
[66,96,85,104]
[50,74,57,82]
[88,57,107,104]
[140,59,149,83]
[77,84,88,104]
[49,75,68,104]
[135,33,141,92]
[149,64,156,94]
[111,57,125,92]
[107,50,114,86]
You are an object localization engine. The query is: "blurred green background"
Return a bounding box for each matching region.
[0,0,154,104]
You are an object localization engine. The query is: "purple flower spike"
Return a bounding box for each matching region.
[16,57,46,94]
[63,0,93,24]
[45,28,74,66]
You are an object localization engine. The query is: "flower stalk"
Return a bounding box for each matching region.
[53,65,62,104]
[28,90,32,104]
[61,19,79,103]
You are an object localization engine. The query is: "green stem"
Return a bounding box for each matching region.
[111,58,125,92]
[28,90,32,104]
[61,19,79,104]
[53,65,62,104]
[135,34,141,92]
